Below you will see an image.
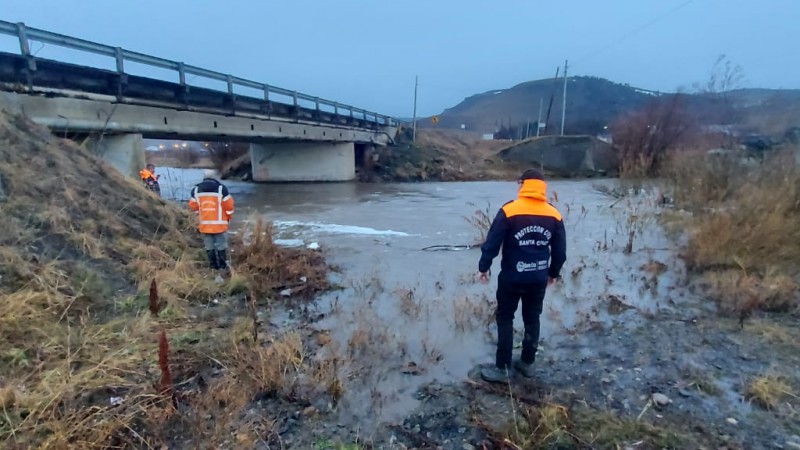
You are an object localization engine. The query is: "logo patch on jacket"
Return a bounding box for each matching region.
[516,260,549,272]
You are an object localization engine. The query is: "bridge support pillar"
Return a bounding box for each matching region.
[250,142,355,182]
[90,133,146,179]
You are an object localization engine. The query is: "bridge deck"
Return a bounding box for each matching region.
[0,52,383,132]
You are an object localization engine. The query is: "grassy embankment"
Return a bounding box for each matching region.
[0,112,340,449]
[663,149,799,315]
[361,129,518,182]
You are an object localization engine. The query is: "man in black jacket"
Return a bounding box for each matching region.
[478,169,567,383]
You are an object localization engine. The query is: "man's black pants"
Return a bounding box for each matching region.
[495,281,547,369]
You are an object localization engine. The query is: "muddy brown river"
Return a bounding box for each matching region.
[158,169,690,429]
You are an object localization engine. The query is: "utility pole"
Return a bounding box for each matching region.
[525,117,531,139]
[536,98,543,137]
[560,59,568,136]
[412,75,418,143]
[544,66,560,135]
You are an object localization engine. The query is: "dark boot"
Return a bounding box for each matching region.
[206,250,219,270]
[216,249,228,270]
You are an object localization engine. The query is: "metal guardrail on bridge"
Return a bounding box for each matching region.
[0,20,396,127]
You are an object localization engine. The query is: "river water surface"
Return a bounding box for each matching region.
[158,168,689,428]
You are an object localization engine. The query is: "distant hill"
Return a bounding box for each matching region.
[421,76,800,136]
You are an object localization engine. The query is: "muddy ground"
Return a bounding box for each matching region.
[160,261,799,449]
[221,290,797,450]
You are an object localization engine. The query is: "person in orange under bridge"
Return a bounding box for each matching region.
[139,163,161,196]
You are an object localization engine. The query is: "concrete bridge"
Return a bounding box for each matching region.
[0,21,398,181]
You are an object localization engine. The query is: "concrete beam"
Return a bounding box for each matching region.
[91,133,146,179]
[250,142,355,182]
[0,91,396,145]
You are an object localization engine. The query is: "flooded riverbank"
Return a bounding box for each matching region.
[157,169,798,449]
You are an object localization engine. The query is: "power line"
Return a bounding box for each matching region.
[572,0,700,66]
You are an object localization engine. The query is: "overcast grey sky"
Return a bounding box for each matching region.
[2,0,796,116]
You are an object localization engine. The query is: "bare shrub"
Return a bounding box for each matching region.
[610,95,696,178]
[697,54,745,125]
[463,201,493,245]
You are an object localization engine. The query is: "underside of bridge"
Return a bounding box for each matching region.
[0,91,397,182]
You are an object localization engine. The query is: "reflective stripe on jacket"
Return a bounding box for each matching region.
[479,179,567,285]
[189,178,234,234]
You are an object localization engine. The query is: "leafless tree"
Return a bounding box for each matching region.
[611,94,696,177]
[696,54,746,124]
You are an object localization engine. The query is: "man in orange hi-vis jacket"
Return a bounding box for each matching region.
[139,163,161,196]
[477,169,567,383]
[189,170,235,271]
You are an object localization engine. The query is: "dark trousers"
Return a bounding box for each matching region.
[495,281,547,369]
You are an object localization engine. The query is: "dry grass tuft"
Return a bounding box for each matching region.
[453,294,494,332]
[230,217,329,300]
[745,374,796,409]
[479,401,684,449]
[226,332,306,396]
[745,320,795,345]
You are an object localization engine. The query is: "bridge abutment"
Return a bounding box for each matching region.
[250,142,356,182]
[91,133,146,179]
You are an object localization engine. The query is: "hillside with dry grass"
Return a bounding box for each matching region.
[425,75,800,137]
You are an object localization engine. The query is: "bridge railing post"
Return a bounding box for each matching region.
[15,22,36,73]
[226,75,235,114]
[292,91,299,121]
[114,47,127,100]
[176,62,188,106]
[114,47,125,74]
[177,62,186,86]
[263,84,270,102]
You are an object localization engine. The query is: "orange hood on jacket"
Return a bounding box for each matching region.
[518,178,547,202]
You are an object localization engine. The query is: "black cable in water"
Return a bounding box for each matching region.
[421,244,477,251]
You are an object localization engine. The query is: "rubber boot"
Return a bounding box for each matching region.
[216,249,228,271]
[206,250,219,270]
